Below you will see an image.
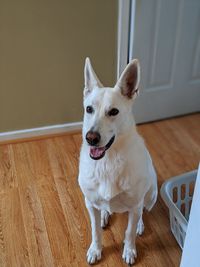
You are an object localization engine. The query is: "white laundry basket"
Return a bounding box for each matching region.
[160,170,197,249]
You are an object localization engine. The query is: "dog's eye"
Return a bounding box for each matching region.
[108,108,119,116]
[86,106,94,114]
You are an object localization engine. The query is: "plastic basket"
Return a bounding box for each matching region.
[160,170,197,249]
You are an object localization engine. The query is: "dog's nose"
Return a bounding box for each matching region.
[86,131,101,146]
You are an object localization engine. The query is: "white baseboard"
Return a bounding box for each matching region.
[0,121,82,142]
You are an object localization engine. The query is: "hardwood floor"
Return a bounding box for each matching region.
[0,113,199,267]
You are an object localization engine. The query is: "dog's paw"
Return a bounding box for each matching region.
[122,245,137,265]
[87,244,102,265]
[101,210,110,228]
[136,218,144,236]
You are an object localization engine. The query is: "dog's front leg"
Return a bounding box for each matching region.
[85,198,102,264]
[123,207,142,265]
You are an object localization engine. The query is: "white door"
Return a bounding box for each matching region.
[125,0,200,123]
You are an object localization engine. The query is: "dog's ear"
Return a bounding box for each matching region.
[84,57,103,97]
[115,59,140,99]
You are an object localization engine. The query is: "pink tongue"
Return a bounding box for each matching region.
[90,147,106,158]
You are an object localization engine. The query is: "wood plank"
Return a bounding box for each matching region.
[25,140,75,266]
[0,145,18,194]
[0,189,30,267]
[12,143,55,267]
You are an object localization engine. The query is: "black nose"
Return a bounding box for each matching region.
[86,131,101,146]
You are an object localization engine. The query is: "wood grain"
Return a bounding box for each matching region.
[0,113,199,267]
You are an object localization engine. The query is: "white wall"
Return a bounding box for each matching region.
[180,164,200,267]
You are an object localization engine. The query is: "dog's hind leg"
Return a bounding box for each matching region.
[136,214,144,236]
[101,210,110,228]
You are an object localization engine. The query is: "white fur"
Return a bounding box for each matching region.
[78,58,157,265]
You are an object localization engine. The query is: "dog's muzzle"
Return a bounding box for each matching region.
[89,135,115,160]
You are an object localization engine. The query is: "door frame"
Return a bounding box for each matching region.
[117,0,136,78]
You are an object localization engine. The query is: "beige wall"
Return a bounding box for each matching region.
[0,0,118,132]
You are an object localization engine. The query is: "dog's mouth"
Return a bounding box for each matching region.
[89,135,115,160]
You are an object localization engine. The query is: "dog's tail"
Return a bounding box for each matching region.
[144,151,158,211]
[144,185,158,211]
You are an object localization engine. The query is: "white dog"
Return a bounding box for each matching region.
[78,58,157,265]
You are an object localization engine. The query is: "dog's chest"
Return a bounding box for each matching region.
[79,152,136,212]
[83,176,134,213]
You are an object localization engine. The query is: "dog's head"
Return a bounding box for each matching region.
[82,58,140,160]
